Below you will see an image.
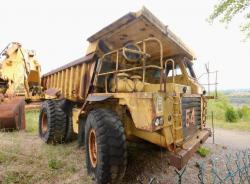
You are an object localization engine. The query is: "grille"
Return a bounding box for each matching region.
[181,97,201,140]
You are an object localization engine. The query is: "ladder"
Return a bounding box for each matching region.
[173,95,183,145]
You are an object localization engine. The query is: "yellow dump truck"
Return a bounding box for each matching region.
[39,7,211,184]
[0,42,42,129]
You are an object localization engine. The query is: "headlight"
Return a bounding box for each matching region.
[154,117,164,126]
[155,118,160,126]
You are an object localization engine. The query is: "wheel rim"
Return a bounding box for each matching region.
[41,112,48,134]
[88,128,97,168]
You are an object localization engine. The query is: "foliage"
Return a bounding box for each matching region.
[237,105,250,120]
[225,107,239,122]
[207,92,250,123]
[207,92,232,120]
[48,158,63,170]
[197,146,210,157]
[208,0,250,39]
[3,171,26,184]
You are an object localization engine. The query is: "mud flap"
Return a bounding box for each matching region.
[0,97,25,130]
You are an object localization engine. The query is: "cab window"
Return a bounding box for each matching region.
[184,60,196,78]
[166,63,182,77]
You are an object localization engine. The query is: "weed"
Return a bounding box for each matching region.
[197,146,210,157]
[3,171,32,184]
[48,158,63,170]
[67,165,77,173]
[0,151,6,163]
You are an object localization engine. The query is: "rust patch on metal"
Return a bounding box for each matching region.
[45,88,61,97]
[0,97,25,130]
[168,129,211,170]
[185,108,195,127]
[89,128,98,168]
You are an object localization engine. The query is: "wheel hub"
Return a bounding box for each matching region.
[41,112,48,134]
[89,128,97,168]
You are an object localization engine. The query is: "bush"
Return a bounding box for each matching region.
[207,93,232,120]
[237,105,250,120]
[225,107,239,122]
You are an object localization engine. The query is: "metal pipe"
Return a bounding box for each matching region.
[98,37,164,91]
[164,59,175,82]
[115,51,119,93]
[212,111,215,144]
[215,71,218,98]
[142,41,146,84]
[123,48,151,58]
[98,65,162,76]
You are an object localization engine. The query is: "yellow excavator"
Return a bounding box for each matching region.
[0,42,42,130]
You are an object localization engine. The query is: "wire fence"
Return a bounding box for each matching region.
[174,148,250,184]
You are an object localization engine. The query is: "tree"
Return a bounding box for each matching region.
[208,0,250,39]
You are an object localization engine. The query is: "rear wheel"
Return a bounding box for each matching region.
[39,100,67,144]
[56,99,76,143]
[85,109,127,184]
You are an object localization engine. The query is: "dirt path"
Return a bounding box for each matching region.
[207,128,250,149]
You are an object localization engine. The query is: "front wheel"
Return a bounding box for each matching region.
[85,109,127,184]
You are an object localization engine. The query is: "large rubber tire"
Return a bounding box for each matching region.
[85,109,127,184]
[78,117,86,147]
[56,99,76,143]
[39,100,67,144]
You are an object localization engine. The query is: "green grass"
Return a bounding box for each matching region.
[197,146,210,157]
[208,119,250,131]
[3,171,26,184]
[0,109,93,184]
[48,158,63,170]
[25,110,39,134]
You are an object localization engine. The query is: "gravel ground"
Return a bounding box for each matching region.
[123,142,249,184]
[207,128,250,149]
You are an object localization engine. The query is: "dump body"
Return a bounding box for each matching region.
[42,53,96,101]
[41,7,211,170]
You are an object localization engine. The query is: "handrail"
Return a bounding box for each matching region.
[97,65,162,76]
[164,59,175,92]
[97,37,164,92]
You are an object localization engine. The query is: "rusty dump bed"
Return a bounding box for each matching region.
[42,53,96,102]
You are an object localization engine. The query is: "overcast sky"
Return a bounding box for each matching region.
[0,0,250,90]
